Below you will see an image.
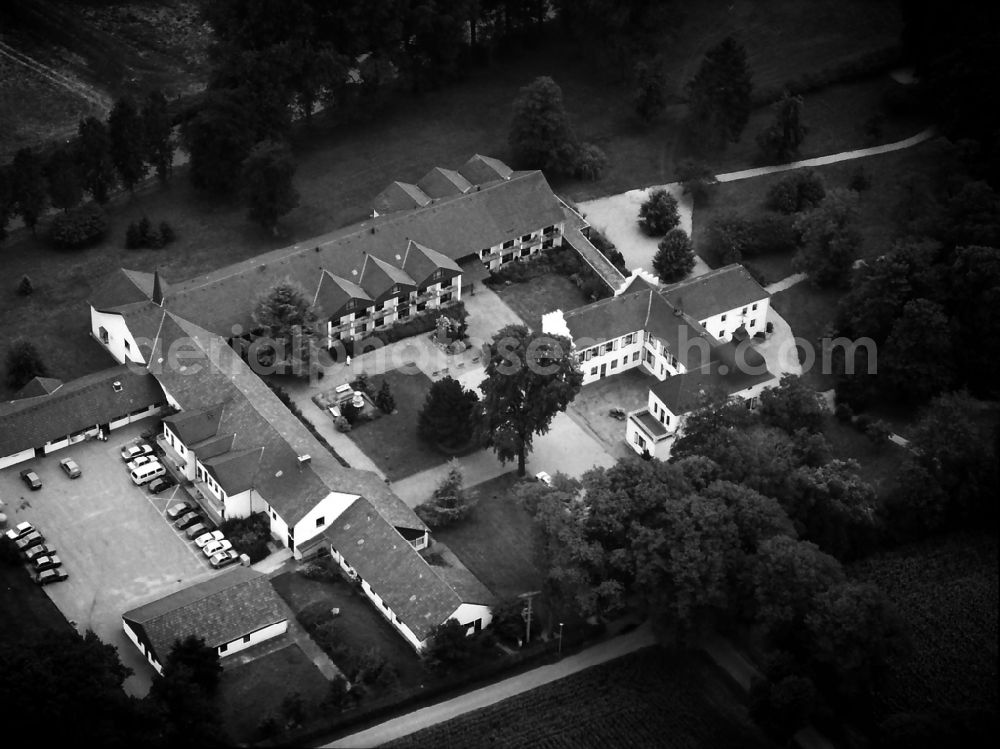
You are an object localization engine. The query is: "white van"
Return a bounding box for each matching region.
[130,461,166,485]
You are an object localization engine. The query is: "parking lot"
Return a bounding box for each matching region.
[0,418,216,696]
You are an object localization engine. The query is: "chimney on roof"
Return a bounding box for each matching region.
[297,454,311,467]
[112,381,123,393]
[152,270,163,306]
[673,295,683,317]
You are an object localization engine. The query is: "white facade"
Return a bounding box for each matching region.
[698,297,770,342]
[478,222,564,270]
[91,308,145,364]
[574,330,685,386]
[216,619,289,659]
[292,491,359,552]
[0,447,35,470]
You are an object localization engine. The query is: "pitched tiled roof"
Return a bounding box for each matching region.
[314,271,372,321]
[0,365,165,457]
[89,268,154,311]
[458,154,513,185]
[373,181,432,215]
[14,376,64,399]
[661,264,768,322]
[359,254,415,300]
[204,447,264,495]
[324,499,486,641]
[651,342,774,415]
[402,240,462,287]
[122,567,287,662]
[417,167,473,199]
[103,170,563,338]
[163,404,225,444]
[434,565,496,605]
[192,433,235,460]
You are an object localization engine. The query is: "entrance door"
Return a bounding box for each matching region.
[600,363,607,378]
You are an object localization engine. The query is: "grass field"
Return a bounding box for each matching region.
[820,414,903,500]
[270,570,425,687]
[0,0,906,399]
[494,274,590,333]
[770,282,843,391]
[217,643,331,744]
[385,646,775,749]
[850,532,999,720]
[435,472,547,603]
[346,368,443,481]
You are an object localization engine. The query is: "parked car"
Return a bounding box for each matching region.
[194,530,224,548]
[120,442,153,461]
[23,544,56,562]
[19,468,42,490]
[148,477,176,495]
[174,511,202,529]
[59,457,82,478]
[4,521,34,541]
[166,501,194,520]
[15,532,45,552]
[126,455,154,472]
[535,470,553,487]
[32,554,62,572]
[185,522,211,540]
[209,549,240,569]
[203,539,233,557]
[35,568,68,585]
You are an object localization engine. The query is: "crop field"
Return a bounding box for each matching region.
[850,532,999,719]
[385,647,774,749]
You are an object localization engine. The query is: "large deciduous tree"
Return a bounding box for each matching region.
[415,462,476,528]
[76,116,116,204]
[418,375,479,449]
[108,96,148,192]
[5,337,48,390]
[142,90,175,183]
[756,92,807,162]
[181,89,255,194]
[793,188,863,287]
[685,36,753,148]
[11,148,50,233]
[758,374,826,434]
[507,76,577,174]
[46,145,83,213]
[633,57,667,123]
[240,139,300,233]
[652,227,695,282]
[251,278,317,374]
[638,188,680,236]
[479,324,582,476]
[881,298,956,404]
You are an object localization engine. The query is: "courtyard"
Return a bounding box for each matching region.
[0,418,214,696]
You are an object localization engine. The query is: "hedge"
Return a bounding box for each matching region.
[50,204,109,249]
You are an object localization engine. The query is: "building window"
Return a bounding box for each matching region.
[610,360,618,369]
[316,516,325,528]
[590,366,597,375]
[742,307,747,314]
[719,331,724,338]
[99,327,109,344]
[749,319,755,327]
[243,635,251,644]
[721,314,727,322]
[633,432,646,448]
[219,643,228,653]
[665,414,671,425]
[621,356,627,366]
[542,238,553,249]
[623,333,635,345]
[432,269,444,280]
[700,321,707,327]
[503,239,514,249]
[752,303,758,310]
[124,340,131,352]
[521,233,532,241]
[632,351,639,362]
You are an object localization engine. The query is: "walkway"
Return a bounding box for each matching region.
[561,203,626,291]
[323,621,657,748]
[764,272,808,294]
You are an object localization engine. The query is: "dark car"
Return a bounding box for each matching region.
[174,512,202,530]
[148,476,176,495]
[166,501,193,520]
[23,544,56,562]
[35,568,68,585]
[185,522,211,540]
[19,468,42,490]
[32,554,62,572]
[15,531,44,552]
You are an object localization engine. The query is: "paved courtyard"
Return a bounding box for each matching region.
[567,369,658,460]
[0,418,215,696]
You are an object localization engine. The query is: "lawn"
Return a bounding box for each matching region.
[0,0,904,400]
[769,282,844,391]
[849,531,999,721]
[270,569,425,687]
[217,643,331,745]
[494,274,590,333]
[820,414,903,500]
[434,472,547,603]
[385,646,775,748]
[0,553,74,641]
[345,368,444,481]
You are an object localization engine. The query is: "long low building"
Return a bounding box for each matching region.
[0,364,166,469]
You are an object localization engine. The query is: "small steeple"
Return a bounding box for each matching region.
[152,269,164,306]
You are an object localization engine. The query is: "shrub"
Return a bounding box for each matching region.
[340,401,360,425]
[765,171,826,214]
[573,142,607,181]
[676,158,716,203]
[334,415,351,432]
[50,204,109,249]
[375,381,395,414]
[17,275,33,296]
[415,463,476,528]
[652,228,695,282]
[350,373,377,400]
[834,402,854,423]
[848,168,871,193]
[865,419,893,445]
[704,212,797,265]
[125,221,142,249]
[159,221,176,244]
[589,229,627,272]
[218,512,272,563]
[638,188,680,236]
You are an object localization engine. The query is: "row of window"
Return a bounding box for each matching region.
[589,351,640,376]
[699,302,759,328]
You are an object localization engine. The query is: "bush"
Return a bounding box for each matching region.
[350,373,377,400]
[705,212,797,265]
[834,402,854,423]
[335,416,351,432]
[375,381,395,414]
[125,216,176,249]
[17,275,33,296]
[638,188,680,236]
[676,158,716,203]
[573,142,607,181]
[589,229,627,273]
[765,171,826,214]
[218,512,272,563]
[159,220,176,244]
[50,204,109,249]
[848,167,871,192]
[865,419,893,445]
[652,228,695,282]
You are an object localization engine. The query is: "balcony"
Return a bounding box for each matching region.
[628,408,671,442]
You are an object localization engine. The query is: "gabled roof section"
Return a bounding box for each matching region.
[563,289,653,344]
[459,154,513,185]
[203,447,264,495]
[373,181,432,215]
[651,342,774,415]
[401,240,462,287]
[314,270,373,320]
[661,264,769,322]
[122,567,287,662]
[163,403,226,445]
[89,268,154,311]
[417,167,473,199]
[191,433,235,460]
[359,254,415,300]
[14,376,64,399]
[0,365,165,457]
[323,498,485,641]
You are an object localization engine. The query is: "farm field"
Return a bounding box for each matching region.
[850,532,999,720]
[385,647,776,749]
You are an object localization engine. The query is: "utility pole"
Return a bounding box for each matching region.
[518,590,541,645]
[558,622,564,655]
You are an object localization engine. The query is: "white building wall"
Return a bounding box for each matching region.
[577,331,645,385]
[0,447,35,470]
[450,602,494,632]
[217,620,288,658]
[90,308,145,364]
[698,298,770,341]
[223,488,253,520]
[163,424,197,481]
[122,620,164,675]
[292,491,359,549]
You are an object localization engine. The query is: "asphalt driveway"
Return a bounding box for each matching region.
[0,418,214,696]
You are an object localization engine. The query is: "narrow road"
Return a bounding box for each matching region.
[322,622,657,748]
